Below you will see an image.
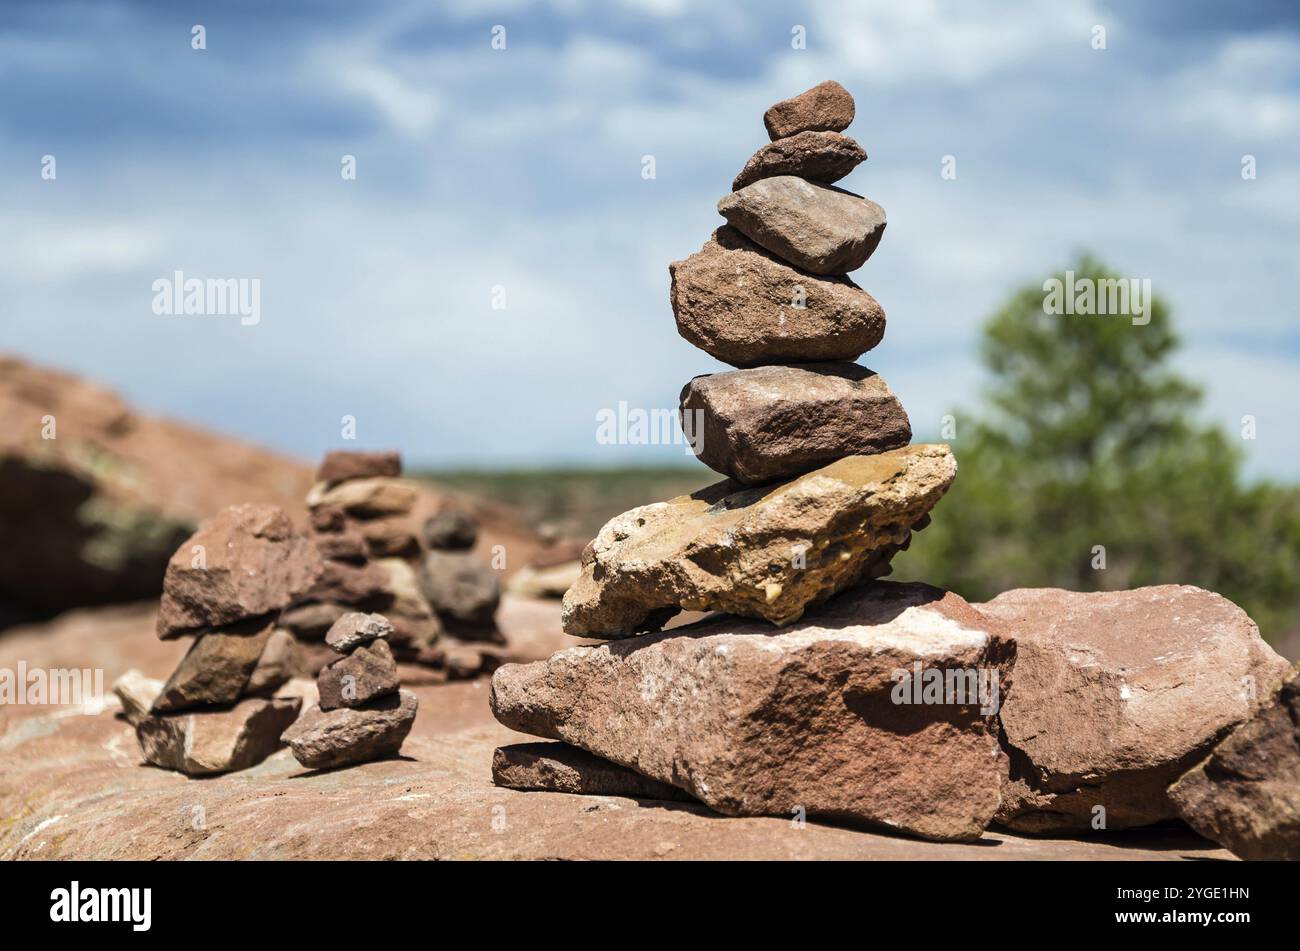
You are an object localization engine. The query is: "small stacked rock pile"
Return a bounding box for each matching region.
[285,450,439,666]
[562,79,954,638]
[281,612,418,770]
[280,450,503,678]
[131,503,322,775]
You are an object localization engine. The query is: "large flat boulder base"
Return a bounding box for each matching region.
[980,586,1291,833]
[499,582,1014,842]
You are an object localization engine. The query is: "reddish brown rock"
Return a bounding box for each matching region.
[980,586,1292,833]
[499,582,1013,841]
[314,529,367,562]
[316,450,401,485]
[309,504,348,533]
[763,80,855,140]
[151,615,276,712]
[562,446,956,638]
[420,550,501,627]
[302,559,391,606]
[733,130,866,190]
[111,669,163,726]
[245,627,299,697]
[156,503,322,639]
[422,510,478,551]
[318,638,399,710]
[680,362,911,485]
[1,674,1233,859]
[283,689,418,770]
[137,696,301,776]
[324,611,393,653]
[279,601,347,640]
[718,176,886,275]
[493,742,697,802]
[307,478,417,518]
[359,516,419,558]
[1169,666,1300,860]
[670,227,886,368]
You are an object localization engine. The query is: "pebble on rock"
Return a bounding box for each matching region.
[422,510,479,550]
[318,638,400,710]
[282,689,419,771]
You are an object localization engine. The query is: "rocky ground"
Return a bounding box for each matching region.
[0,597,1233,860]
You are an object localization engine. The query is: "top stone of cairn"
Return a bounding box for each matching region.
[763,80,855,140]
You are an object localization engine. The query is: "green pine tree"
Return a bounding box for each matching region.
[894,255,1300,643]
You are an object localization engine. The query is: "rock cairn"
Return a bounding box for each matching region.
[561,80,956,638]
[489,83,1297,851]
[280,450,502,678]
[132,503,322,775]
[288,451,439,665]
[491,82,985,840]
[281,611,418,770]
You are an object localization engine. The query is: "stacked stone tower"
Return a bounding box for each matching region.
[560,80,956,639]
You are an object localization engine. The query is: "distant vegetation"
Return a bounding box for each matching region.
[893,256,1300,645]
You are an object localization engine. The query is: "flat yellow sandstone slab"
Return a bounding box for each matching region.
[561,444,957,638]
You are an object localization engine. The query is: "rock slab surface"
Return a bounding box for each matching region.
[318,638,399,710]
[282,689,419,770]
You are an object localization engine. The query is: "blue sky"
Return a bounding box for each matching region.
[3,0,1299,475]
